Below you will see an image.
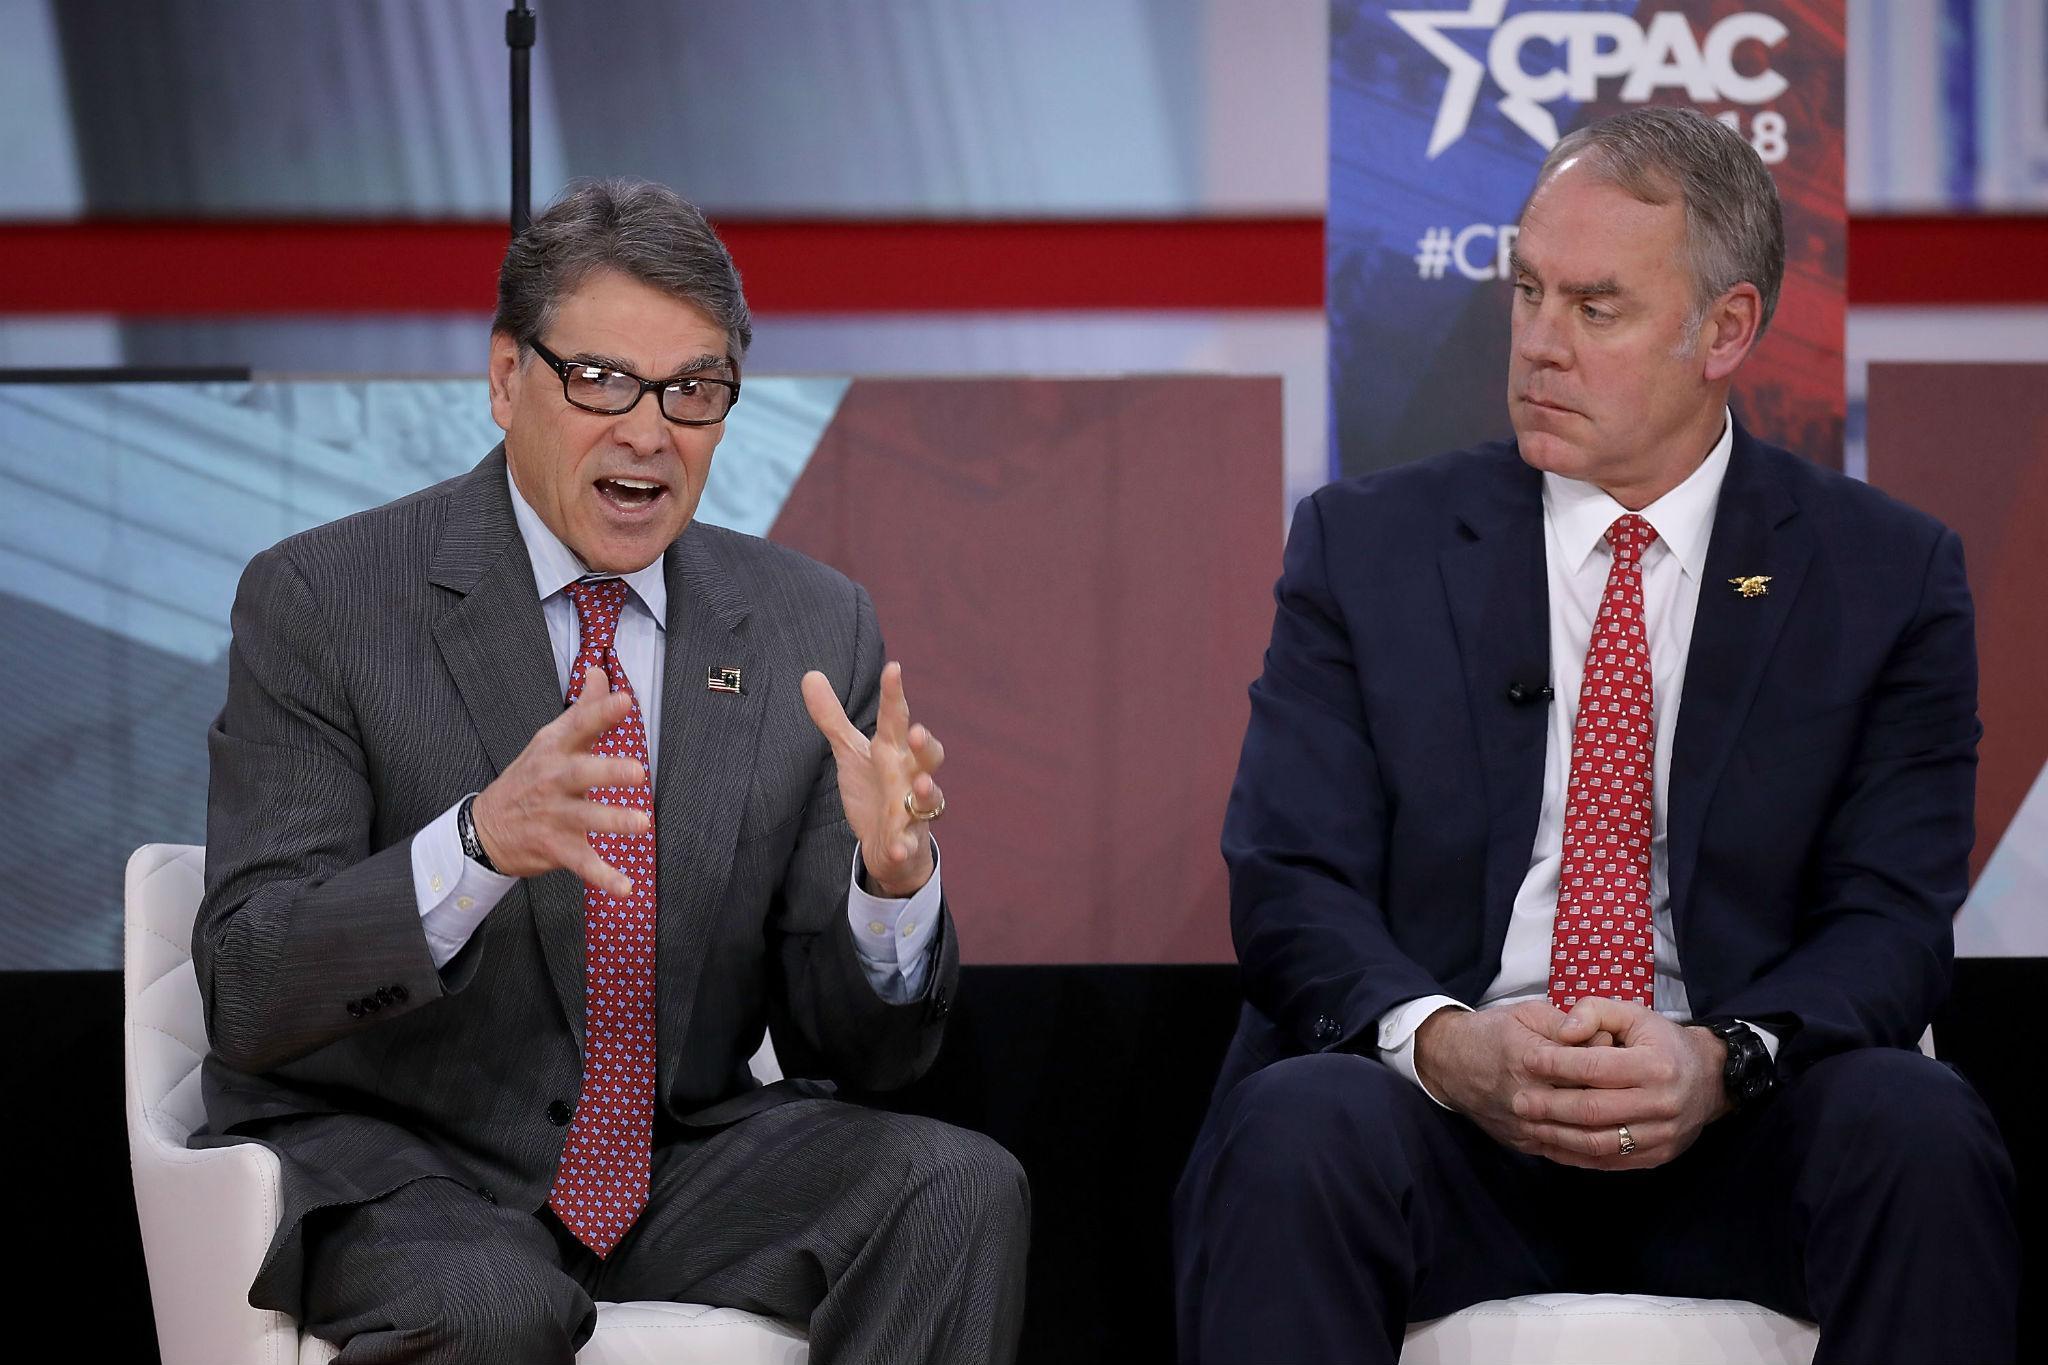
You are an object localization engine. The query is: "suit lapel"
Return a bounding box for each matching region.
[1667,425,1811,939]
[428,449,589,1040]
[652,526,765,1098]
[1440,453,1552,970]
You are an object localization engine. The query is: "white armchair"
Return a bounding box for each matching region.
[1402,1293,1818,1364]
[124,843,809,1365]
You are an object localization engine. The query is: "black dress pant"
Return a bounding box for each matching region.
[1173,1047,2017,1365]
[297,1098,1030,1365]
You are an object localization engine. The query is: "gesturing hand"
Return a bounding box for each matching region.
[800,661,944,898]
[471,665,653,899]
[1511,999,1731,1169]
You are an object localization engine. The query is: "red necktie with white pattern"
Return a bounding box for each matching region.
[1548,513,1659,1010]
[547,578,658,1257]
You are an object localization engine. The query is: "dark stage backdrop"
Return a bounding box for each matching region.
[1329,0,1846,477]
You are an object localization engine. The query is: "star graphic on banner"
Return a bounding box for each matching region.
[1389,0,1520,160]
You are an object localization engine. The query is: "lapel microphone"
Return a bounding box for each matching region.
[1505,680,1555,705]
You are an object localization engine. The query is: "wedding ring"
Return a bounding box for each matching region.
[1617,1124,1637,1156]
[903,789,946,822]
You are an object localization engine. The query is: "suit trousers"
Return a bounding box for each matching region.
[297,1098,1030,1365]
[1173,1047,2018,1365]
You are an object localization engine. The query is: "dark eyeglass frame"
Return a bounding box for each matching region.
[527,338,742,426]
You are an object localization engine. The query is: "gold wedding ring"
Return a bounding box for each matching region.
[903,789,946,822]
[1617,1124,1637,1156]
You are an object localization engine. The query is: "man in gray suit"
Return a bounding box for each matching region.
[193,179,1029,1365]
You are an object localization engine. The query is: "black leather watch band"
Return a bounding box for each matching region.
[457,792,499,874]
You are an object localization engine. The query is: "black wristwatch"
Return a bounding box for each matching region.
[456,792,499,874]
[1692,1019,1778,1110]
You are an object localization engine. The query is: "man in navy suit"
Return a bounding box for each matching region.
[1173,109,2018,1365]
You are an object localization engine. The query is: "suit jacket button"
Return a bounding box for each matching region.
[479,1187,497,1205]
[346,1000,365,1019]
[374,987,394,1007]
[390,984,410,1004]
[933,988,951,1020]
[360,995,381,1013]
[1313,1013,1340,1042]
[547,1100,573,1126]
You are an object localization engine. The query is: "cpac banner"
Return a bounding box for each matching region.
[1329,0,1845,477]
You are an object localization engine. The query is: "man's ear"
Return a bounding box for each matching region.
[487,331,521,433]
[1700,283,1763,383]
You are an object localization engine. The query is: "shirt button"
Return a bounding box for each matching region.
[868,921,886,935]
[456,895,475,911]
[430,874,445,893]
[900,922,917,937]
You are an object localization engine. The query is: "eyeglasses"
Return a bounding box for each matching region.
[527,338,741,426]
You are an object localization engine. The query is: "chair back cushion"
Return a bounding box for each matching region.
[125,843,210,1144]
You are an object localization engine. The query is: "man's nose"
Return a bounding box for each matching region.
[610,390,673,457]
[1515,305,1571,369]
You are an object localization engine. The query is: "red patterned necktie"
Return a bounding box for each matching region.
[547,578,658,1258]
[1548,513,1659,1010]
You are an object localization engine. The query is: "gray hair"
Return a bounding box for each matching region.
[493,177,753,362]
[1535,107,1784,342]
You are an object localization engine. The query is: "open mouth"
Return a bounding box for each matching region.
[594,476,669,512]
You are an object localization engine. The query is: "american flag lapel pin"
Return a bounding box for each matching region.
[706,665,743,694]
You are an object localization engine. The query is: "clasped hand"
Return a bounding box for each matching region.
[1415,998,1731,1170]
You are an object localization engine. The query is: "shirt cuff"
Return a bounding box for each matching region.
[412,798,518,969]
[1734,1019,1782,1064]
[1376,994,1470,1111]
[846,842,943,1004]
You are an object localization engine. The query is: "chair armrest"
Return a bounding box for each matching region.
[129,1113,300,1365]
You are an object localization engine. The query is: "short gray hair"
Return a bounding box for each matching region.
[1535,107,1784,340]
[493,177,753,362]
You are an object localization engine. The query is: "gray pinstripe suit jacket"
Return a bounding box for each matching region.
[191,448,957,1306]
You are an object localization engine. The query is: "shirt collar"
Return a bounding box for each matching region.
[505,467,668,627]
[1540,407,1733,582]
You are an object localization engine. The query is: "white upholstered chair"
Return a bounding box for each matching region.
[124,843,809,1365]
[1399,1028,1937,1364]
[1402,1293,1818,1364]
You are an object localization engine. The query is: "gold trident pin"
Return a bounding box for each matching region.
[1728,575,1773,599]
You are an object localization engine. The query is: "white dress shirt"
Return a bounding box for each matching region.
[1377,412,1778,1102]
[408,470,941,1002]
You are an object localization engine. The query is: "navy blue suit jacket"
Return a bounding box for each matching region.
[1214,422,1977,1101]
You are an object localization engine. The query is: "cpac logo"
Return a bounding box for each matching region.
[1391,1,1790,158]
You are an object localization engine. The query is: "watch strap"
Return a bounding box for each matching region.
[457,792,499,874]
[1695,1018,1777,1109]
